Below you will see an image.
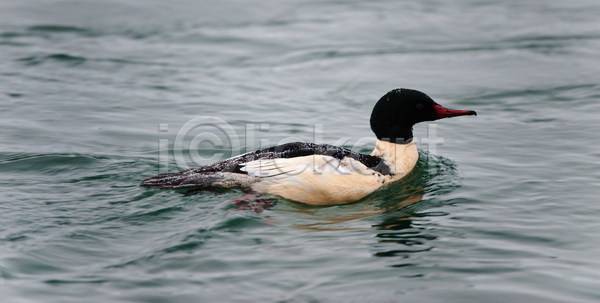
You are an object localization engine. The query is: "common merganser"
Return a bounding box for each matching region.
[141,88,476,205]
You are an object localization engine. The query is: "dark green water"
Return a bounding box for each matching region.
[2,0,600,302]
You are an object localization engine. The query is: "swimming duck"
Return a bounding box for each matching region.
[141,88,476,205]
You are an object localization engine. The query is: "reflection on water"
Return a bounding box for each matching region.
[266,152,461,260]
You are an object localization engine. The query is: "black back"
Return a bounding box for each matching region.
[178,142,392,176]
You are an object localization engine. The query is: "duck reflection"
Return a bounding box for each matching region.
[279,176,425,232]
[275,153,460,259]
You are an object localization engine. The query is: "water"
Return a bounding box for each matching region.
[1,0,600,302]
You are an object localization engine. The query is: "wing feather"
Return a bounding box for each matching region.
[239,155,370,178]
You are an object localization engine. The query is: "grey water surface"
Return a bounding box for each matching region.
[1,0,600,302]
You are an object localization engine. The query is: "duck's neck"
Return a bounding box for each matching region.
[370,139,419,176]
[372,125,413,146]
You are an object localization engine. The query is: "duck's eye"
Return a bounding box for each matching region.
[416,103,424,110]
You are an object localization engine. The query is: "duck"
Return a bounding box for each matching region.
[141,88,476,205]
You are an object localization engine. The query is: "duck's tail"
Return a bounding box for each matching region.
[141,171,259,189]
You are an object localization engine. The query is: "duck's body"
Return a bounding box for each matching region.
[250,140,418,205]
[141,140,417,205]
[142,88,476,205]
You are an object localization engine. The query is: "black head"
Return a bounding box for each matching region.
[370,88,476,143]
